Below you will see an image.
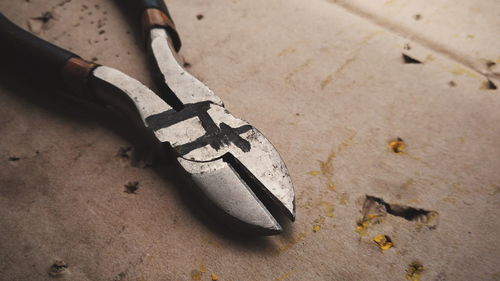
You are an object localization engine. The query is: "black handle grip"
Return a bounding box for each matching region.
[124,0,181,52]
[0,13,77,80]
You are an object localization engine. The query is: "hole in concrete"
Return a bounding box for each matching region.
[402,54,421,64]
[363,195,438,224]
[482,80,497,90]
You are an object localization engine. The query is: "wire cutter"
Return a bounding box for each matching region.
[0,0,295,235]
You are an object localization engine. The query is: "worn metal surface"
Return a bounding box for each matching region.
[0,0,499,280]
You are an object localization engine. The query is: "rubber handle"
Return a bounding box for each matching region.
[0,13,77,81]
[125,0,181,51]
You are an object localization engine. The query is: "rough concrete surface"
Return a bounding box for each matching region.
[0,0,499,280]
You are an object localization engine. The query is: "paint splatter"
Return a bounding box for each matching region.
[389,138,405,153]
[373,234,393,251]
[191,266,206,281]
[406,262,424,281]
[277,232,307,252]
[319,201,334,218]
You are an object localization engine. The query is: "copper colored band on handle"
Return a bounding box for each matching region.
[62,57,97,100]
[141,8,181,52]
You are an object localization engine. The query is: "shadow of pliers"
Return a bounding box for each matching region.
[0,0,295,235]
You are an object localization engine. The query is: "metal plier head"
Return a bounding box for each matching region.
[0,0,295,235]
[92,26,295,234]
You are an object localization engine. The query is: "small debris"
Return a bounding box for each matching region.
[48,260,68,277]
[481,80,497,90]
[406,261,424,281]
[389,137,405,153]
[295,113,300,116]
[91,57,98,62]
[404,43,411,50]
[448,80,457,87]
[413,14,422,21]
[196,14,204,20]
[183,62,192,68]
[373,234,393,251]
[98,29,105,35]
[8,156,20,161]
[124,181,139,194]
[117,146,132,159]
[210,273,219,281]
[402,54,422,64]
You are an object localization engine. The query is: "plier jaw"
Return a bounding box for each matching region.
[0,1,296,235]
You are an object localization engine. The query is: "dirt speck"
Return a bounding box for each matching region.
[117,146,132,159]
[448,80,457,87]
[413,14,422,21]
[48,260,68,277]
[124,181,139,194]
[404,43,411,50]
[28,12,54,33]
[183,62,192,68]
[196,14,204,20]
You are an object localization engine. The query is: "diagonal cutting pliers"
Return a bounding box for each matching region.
[0,0,295,235]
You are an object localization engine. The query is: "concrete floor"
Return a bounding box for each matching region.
[0,0,499,280]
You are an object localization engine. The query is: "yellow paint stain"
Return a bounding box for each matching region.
[277,47,296,57]
[312,225,321,232]
[451,66,480,79]
[405,198,420,205]
[373,234,393,251]
[424,54,435,63]
[406,262,424,281]
[319,201,334,218]
[466,34,475,39]
[210,273,219,281]
[401,179,414,189]
[136,277,146,281]
[321,58,356,90]
[285,59,312,84]
[361,31,384,44]
[191,266,206,281]
[308,170,320,176]
[338,192,349,205]
[383,0,397,7]
[274,271,294,281]
[321,74,333,89]
[355,214,381,236]
[277,232,307,252]
[311,130,357,191]
[389,138,405,153]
